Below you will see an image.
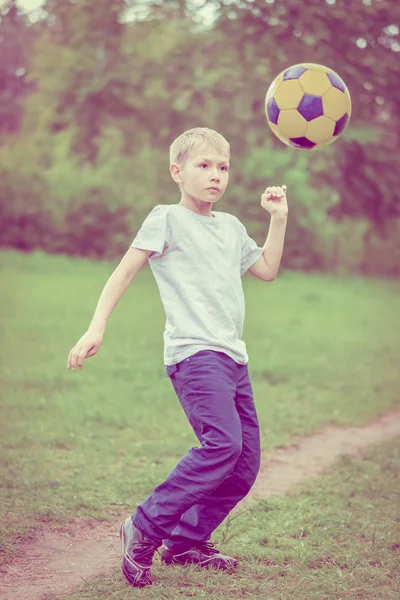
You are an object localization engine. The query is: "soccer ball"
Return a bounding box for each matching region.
[265,63,352,150]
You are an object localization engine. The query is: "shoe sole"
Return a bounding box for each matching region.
[161,553,238,570]
[119,521,153,587]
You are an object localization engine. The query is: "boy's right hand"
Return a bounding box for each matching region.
[67,330,104,371]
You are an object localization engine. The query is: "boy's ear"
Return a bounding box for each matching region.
[170,163,182,184]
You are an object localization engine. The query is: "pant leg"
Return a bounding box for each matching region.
[164,362,261,548]
[132,351,243,548]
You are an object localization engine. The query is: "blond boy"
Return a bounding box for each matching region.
[67,127,288,587]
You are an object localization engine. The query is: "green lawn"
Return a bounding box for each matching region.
[57,438,400,600]
[1,250,399,587]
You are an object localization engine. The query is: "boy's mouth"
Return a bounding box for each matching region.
[207,187,220,192]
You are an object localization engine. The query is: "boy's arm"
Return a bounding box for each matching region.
[88,247,153,333]
[260,214,288,281]
[67,248,152,371]
[248,214,288,282]
[260,185,288,281]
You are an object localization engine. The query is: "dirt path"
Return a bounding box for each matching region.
[1,410,400,600]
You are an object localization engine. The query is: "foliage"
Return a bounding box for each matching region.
[0,0,399,273]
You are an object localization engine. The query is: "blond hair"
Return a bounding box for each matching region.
[169,127,230,165]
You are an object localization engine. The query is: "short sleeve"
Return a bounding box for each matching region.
[130,205,170,258]
[239,221,264,277]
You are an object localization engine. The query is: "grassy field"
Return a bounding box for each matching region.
[57,438,400,600]
[0,249,399,597]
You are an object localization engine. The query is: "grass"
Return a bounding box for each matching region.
[53,438,400,600]
[0,249,399,587]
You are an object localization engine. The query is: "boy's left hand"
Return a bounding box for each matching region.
[261,185,288,217]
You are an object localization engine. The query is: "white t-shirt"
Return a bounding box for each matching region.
[130,204,264,366]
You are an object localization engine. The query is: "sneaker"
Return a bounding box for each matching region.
[119,517,160,587]
[161,540,238,570]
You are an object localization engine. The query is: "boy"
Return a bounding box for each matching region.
[67,127,288,588]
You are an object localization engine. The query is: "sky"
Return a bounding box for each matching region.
[0,0,218,25]
[1,0,45,10]
[2,0,398,50]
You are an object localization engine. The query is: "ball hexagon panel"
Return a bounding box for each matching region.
[298,69,332,96]
[265,70,284,103]
[327,71,346,93]
[274,80,304,110]
[283,65,307,80]
[306,116,336,144]
[277,109,307,138]
[297,94,324,121]
[323,87,351,121]
[266,98,280,124]
[318,136,337,148]
[268,122,291,145]
[289,137,316,149]
[333,113,350,136]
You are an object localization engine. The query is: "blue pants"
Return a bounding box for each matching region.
[132,350,261,550]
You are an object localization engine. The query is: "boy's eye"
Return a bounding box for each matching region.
[200,163,208,169]
[220,166,228,172]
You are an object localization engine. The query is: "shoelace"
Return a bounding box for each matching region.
[134,540,160,563]
[199,541,220,555]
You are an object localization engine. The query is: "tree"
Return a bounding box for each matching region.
[0,0,37,141]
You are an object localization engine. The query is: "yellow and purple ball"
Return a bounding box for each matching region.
[265,63,352,150]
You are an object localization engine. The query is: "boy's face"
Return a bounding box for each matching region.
[171,143,230,205]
